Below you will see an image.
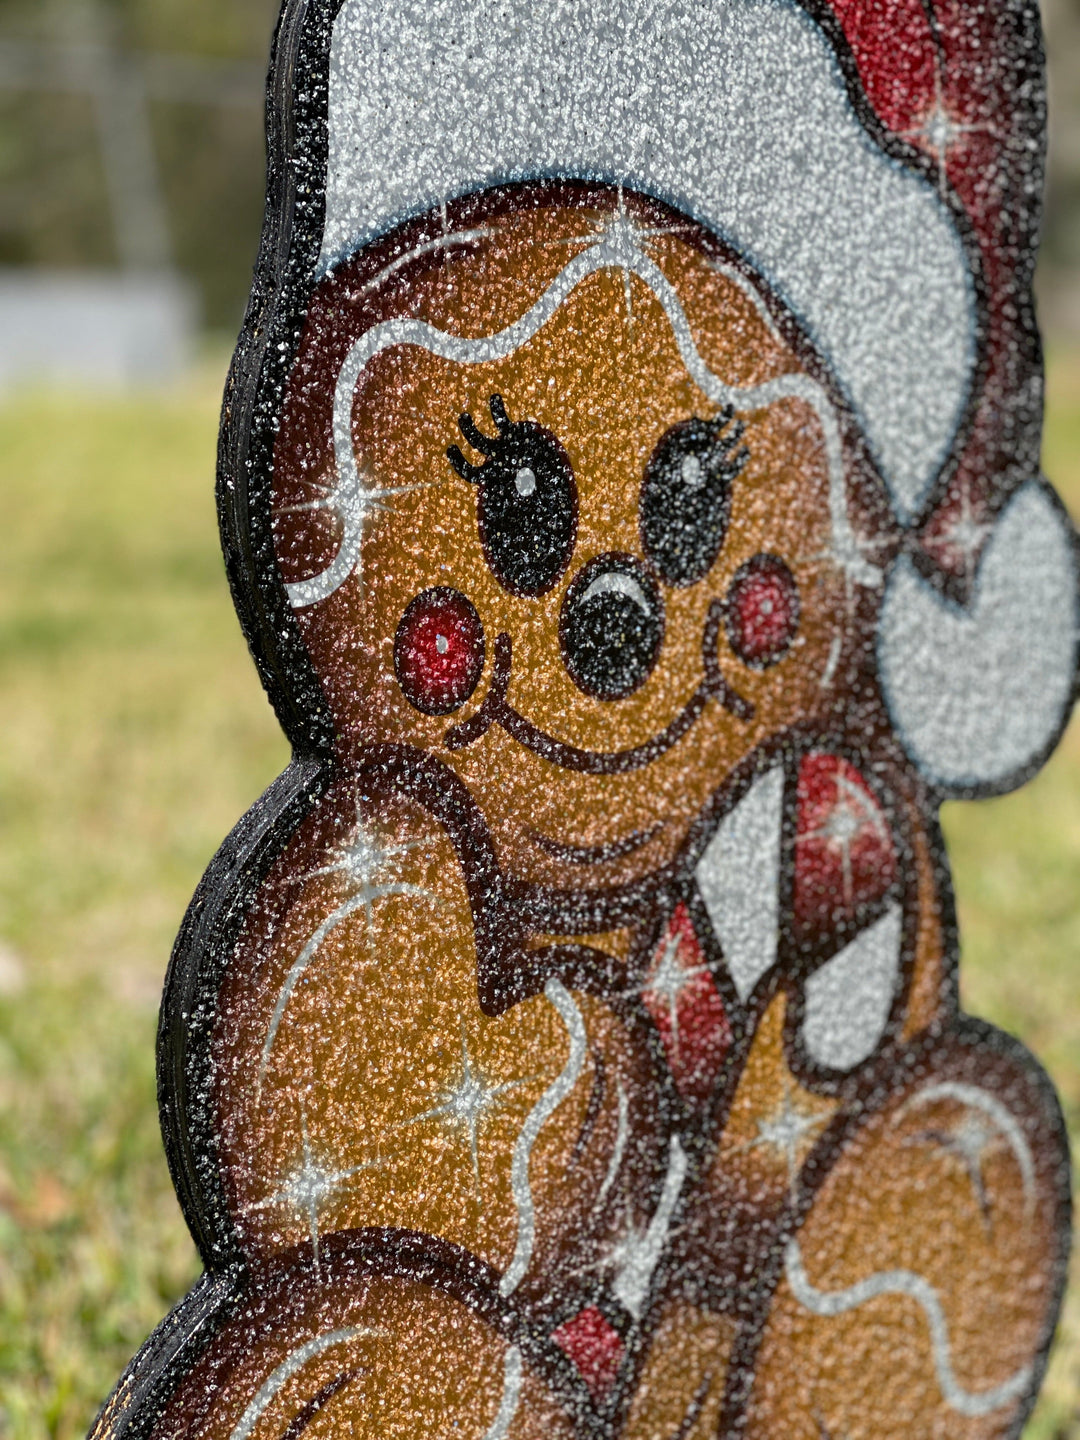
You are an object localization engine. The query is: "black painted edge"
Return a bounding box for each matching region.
[157,754,332,1269]
[88,1266,245,1440]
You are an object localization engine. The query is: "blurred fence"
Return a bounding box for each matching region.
[0,0,1078,375]
[0,27,265,384]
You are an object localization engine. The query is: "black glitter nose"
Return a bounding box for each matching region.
[559,554,664,701]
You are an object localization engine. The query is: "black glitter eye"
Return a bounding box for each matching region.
[639,407,749,587]
[447,394,577,597]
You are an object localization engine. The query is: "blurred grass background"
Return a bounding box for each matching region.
[0,355,288,1436]
[0,352,1075,1436]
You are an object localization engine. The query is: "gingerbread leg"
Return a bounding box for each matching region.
[120,1235,579,1440]
[738,1022,1070,1439]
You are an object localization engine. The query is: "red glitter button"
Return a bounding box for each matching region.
[551,1305,624,1400]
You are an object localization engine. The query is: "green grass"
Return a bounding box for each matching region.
[0,362,287,1436]
[0,355,1077,1436]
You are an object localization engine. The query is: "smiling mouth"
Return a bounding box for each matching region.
[443,599,753,775]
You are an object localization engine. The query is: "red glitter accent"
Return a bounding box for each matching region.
[725,555,799,669]
[393,587,484,715]
[643,905,731,1101]
[792,753,896,944]
[551,1306,624,1400]
[819,0,1041,575]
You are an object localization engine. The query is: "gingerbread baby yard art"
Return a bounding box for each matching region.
[93,1,1079,1437]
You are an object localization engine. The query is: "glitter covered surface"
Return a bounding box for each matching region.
[92,0,1076,1437]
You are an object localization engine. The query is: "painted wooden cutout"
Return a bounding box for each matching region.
[93,2,1077,1437]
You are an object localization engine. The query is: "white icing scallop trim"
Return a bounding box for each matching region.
[256,878,439,1102]
[897,1080,1037,1214]
[227,1327,381,1440]
[481,1346,523,1440]
[287,230,872,609]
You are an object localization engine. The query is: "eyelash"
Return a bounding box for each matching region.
[447,394,578,597]
[640,409,749,588]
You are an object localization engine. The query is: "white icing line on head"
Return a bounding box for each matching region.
[342,225,493,299]
[784,1239,1032,1417]
[500,978,587,1296]
[286,229,877,608]
[227,1327,381,1440]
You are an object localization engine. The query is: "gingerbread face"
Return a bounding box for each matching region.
[273,192,876,888]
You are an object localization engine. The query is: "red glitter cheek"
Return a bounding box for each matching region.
[725,553,800,668]
[393,588,485,715]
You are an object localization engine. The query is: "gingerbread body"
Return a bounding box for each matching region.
[94,4,1076,1438]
